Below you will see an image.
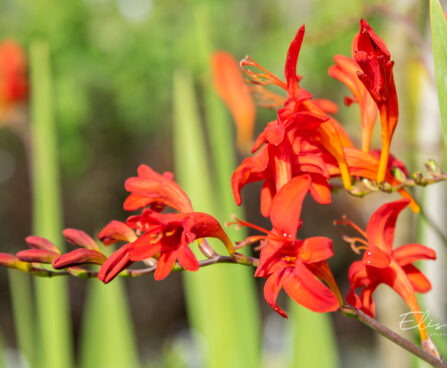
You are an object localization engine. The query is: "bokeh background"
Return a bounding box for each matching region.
[0,0,446,367]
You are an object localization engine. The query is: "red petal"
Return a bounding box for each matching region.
[392,243,436,266]
[283,261,339,313]
[124,165,192,213]
[312,99,338,114]
[154,250,178,280]
[63,229,98,251]
[25,236,60,254]
[127,234,162,261]
[308,174,331,204]
[360,285,376,318]
[98,244,132,283]
[263,268,288,318]
[299,237,333,263]
[284,25,305,95]
[212,51,256,153]
[231,146,270,206]
[402,264,432,293]
[123,193,153,211]
[98,220,137,245]
[176,245,199,272]
[270,175,311,237]
[362,246,391,268]
[346,289,362,308]
[52,249,107,269]
[348,260,370,289]
[366,199,410,253]
[264,120,285,145]
[17,249,59,264]
[260,179,275,218]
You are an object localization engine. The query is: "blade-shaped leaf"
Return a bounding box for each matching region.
[30,39,73,368]
[173,70,260,368]
[430,0,447,149]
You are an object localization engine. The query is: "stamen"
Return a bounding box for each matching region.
[240,56,287,90]
[150,232,163,244]
[342,235,369,254]
[235,235,267,249]
[334,215,368,238]
[165,229,176,237]
[228,215,271,235]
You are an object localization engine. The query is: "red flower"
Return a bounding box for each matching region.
[233,175,342,317]
[232,138,333,217]
[341,199,437,353]
[123,164,193,213]
[212,51,256,153]
[354,19,398,183]
[52,229,107,269]
[240,25,354,190]
[0,40,28,112]
[329,53,378,153]
[98,166,234,283]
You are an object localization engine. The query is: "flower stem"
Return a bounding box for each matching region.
[339,305,447,367]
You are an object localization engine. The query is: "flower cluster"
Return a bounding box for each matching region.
[0,19,442,358]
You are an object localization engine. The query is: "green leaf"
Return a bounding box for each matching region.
[430,0,447,149]
[79,278,140,368]
[30,39,73,368]
[7,271,34,366]
[288,304,338,368]
[173,70,260,368]
[194,9,261,366]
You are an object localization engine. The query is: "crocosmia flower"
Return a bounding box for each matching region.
[240,25,354,190]
[232,138,333,217]
[212,50,256,153]
[98,165,234,283]
[328,53,378,153]
[354,19,398,184]
[233,175,342,317]
[341,199,438,355]
[0,41,28,113]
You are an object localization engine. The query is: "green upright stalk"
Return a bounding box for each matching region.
[430,0,447,149]
[79,278,140,368]
[173,70,257,368]
[288,305,338,367]
[7,271,35,366]
[196,9,261,367]
[30,40,73,368]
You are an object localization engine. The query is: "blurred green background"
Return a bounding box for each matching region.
[0,0,445,367]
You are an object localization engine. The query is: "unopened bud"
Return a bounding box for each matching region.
[380,182,392,193]
[0,253,31,272]
[348,186,365,197]
[361,178,378,191]
[199,239,217,258]
[392,166,407,183]
[142,258,157,267]
[425,159,442,177]
[413,172,426,185]
[63,229,99,251]
[52,249,107,269]
[17,249,60,264]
